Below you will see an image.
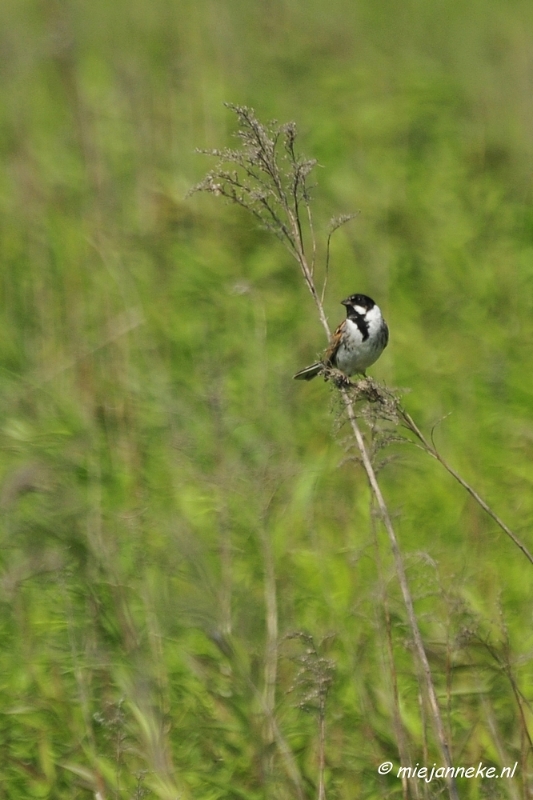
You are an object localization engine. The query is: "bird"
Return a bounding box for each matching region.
[293,293,389,381]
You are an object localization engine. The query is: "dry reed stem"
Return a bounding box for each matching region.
[342,392,458,798]
[399,408,533,566]
[193,104,459,799]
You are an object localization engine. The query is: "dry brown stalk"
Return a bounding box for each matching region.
[192,102,489,800]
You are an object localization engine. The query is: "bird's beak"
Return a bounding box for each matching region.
[341,297,351,307]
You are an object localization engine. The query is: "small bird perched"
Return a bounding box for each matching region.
[293,293,389,381]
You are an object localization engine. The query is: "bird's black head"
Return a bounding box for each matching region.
[341,294,375,314]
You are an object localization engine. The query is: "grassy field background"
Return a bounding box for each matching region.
[2,0,533,797]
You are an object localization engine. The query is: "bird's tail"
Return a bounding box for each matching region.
[293,362,323,381]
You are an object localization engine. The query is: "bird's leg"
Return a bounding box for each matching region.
[325,367,353,388]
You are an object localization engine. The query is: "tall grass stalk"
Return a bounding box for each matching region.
[193,104,460,799]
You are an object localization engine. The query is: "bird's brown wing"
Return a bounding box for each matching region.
[293,321,345,380]
[323,321,345,368]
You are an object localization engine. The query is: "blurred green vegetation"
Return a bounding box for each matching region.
[1,0,533,797]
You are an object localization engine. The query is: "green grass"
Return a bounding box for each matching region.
[1,0,533,797]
